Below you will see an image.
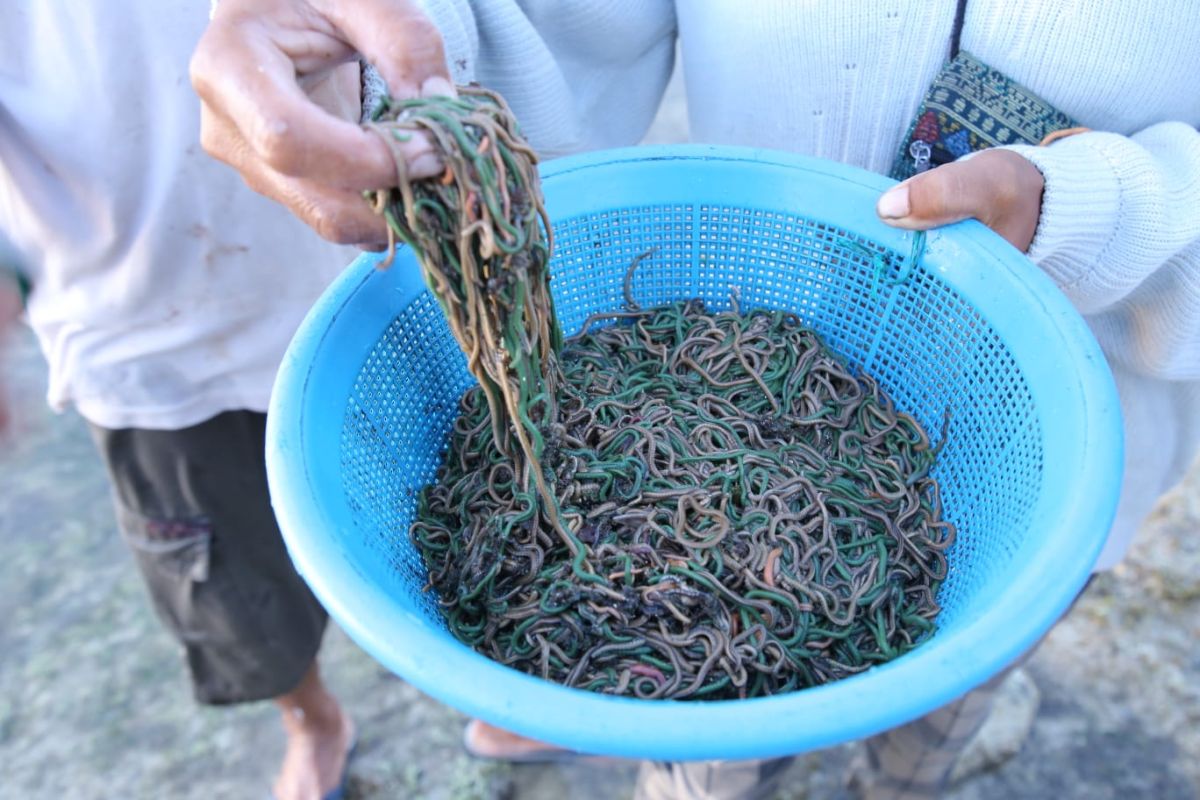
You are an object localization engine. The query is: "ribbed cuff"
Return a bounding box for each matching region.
[1000,136,1124,306]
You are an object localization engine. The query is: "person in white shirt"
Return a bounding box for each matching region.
[0,3,362,798]
[188,1,1199,798]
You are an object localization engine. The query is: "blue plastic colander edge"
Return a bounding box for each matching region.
[266,144,1123,760]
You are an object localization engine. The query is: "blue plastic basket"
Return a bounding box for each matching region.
[266,145,1122,760]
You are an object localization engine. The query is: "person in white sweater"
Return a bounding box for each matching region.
[189,0,1200,797]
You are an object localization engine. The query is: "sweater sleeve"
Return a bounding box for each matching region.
[1000,124,1200,382]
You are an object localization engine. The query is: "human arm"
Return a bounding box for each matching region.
[192,0,678,248]
[877,123,1200,381]
[876,149,1044,255]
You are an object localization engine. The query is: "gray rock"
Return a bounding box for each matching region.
[951,668,1041,785]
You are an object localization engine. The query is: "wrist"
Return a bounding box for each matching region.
[997,138,1121,297]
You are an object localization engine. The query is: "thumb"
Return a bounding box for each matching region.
[876,157,996,230]
[321,0,454,99]
[877,150,1045,251]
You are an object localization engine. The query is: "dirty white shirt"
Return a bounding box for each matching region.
[0,2,353,430]
[419,0,1200,569]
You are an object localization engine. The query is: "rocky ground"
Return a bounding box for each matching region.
[2,70,1197,800]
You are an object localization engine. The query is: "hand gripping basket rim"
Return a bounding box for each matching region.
[266,144,1123,761]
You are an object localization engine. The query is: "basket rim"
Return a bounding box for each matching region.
[266,144,1123,760]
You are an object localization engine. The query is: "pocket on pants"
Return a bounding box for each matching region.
[117,506,213,583]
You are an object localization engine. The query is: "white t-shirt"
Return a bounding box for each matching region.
[0,1,355,430]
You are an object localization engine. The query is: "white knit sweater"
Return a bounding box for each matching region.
[422,0,1200,569]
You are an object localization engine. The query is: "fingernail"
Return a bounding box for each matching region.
[420,76,458,99]
[877,184,911,220]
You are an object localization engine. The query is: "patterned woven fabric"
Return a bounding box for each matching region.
[890,50,1080,181]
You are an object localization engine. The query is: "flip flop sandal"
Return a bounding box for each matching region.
[321,737,358,800]
[269,735,358,800]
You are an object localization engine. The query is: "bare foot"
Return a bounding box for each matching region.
[463,719,569,760]
[272,664,356,800]
[273,706,355,800]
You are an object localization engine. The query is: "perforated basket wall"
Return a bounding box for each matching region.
[267,146,1122,761]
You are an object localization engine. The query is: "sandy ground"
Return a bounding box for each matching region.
[2,69,1197,800]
